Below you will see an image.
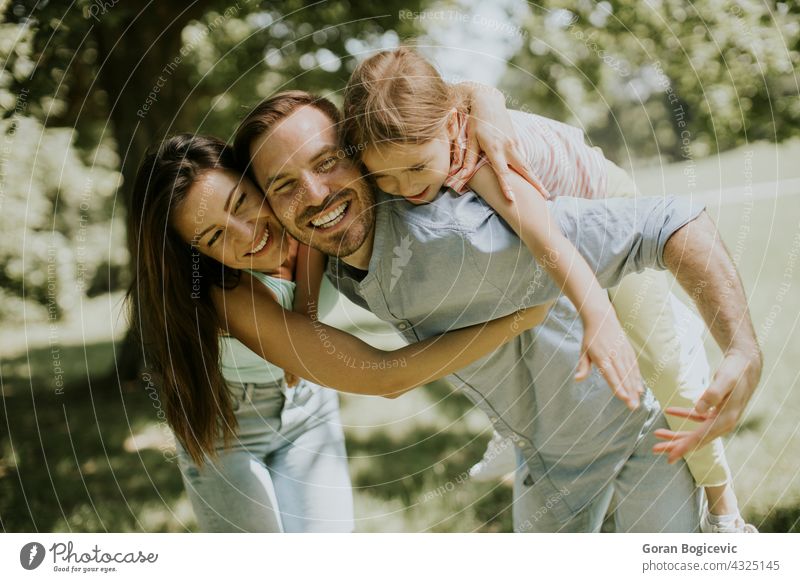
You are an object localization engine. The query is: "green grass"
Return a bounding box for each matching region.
[0,342,191,532]
[703,191,800,531]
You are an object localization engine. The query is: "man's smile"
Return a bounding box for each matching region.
[310,201,349,229]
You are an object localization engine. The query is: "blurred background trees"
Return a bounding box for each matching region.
[500,0,800,163]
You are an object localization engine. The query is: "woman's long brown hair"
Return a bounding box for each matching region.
[126,134,242,467]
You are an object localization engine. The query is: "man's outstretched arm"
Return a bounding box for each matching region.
[655,210,763,462]
[545,195,762,458]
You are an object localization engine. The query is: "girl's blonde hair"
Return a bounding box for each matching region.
[342,47,465,151]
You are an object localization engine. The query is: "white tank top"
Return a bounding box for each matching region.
[218,270,296,385]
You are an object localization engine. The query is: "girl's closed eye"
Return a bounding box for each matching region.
[318,157,337,172]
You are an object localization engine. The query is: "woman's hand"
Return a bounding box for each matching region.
[456,82,541,201]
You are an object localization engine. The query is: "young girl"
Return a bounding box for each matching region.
[341,47,755,533]
[127,133,551,532]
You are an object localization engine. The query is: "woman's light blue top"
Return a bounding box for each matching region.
[219,270,295,385]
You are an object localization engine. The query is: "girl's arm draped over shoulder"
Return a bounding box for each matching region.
[467,167,644,410]
[215,272,552,398]
[454,81,539,199]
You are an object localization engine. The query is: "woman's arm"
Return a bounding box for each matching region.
[293,243,326,319]
[283,243,328,387]
[467,167,643,410]
[214,272,552,398]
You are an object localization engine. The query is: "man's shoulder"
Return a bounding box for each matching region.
[380,189,494,233]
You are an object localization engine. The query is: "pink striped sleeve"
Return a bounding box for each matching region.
[512,110,608,201]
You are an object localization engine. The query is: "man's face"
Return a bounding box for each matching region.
[249,105,375,258]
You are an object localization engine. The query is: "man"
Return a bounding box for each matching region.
[233,91,762,532]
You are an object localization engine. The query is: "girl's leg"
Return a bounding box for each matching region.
[609,268,732,489]
[603,158,755,530]
[268,383,354,533]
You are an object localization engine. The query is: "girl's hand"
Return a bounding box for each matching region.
[575,310,644,410]
[457,82,541,201]
[284,371,300,388]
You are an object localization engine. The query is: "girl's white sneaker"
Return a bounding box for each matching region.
[468,431,517,482]
[701,512,759,533]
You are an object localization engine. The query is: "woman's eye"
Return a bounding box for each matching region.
[410,164,426,173]
[234,191,247,212]
[208,230,222,247]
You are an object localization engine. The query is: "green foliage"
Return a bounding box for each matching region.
[0,114,122,323]
[500,0,800,163]
[175,0,425,140]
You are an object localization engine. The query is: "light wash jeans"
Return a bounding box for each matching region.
[512,402,701,532]
[175,379,354,532]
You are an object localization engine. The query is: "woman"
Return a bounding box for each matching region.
[126,128,549,532]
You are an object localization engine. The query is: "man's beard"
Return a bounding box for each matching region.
[292,184,375,258]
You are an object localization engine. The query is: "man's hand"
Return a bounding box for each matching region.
[657,211,763,459]
[653,349,762,463]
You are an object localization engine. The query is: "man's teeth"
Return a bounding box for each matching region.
[311,202,348,228]
[248,228,270,255]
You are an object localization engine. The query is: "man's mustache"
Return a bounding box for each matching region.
[299,190,351,224]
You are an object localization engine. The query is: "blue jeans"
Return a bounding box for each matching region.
[512,404,702,532]
[175,380,354,532]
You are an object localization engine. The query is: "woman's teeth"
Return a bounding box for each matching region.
[247,227,270,255]
[311,202,348,229]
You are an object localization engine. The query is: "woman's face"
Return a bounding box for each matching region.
[172,169,290,272]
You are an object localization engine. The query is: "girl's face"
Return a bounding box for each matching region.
[172,169,290,272]
[361,113,459,205]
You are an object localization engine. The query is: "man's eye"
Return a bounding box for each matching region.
[234,191,246,212]
[410,164,426,173]
[318,157,336,172]
[276,180,295,194]
[208,230,223,247]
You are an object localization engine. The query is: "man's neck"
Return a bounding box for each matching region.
[340,221,375,271]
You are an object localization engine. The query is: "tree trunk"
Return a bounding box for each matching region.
[91,2,212,383]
